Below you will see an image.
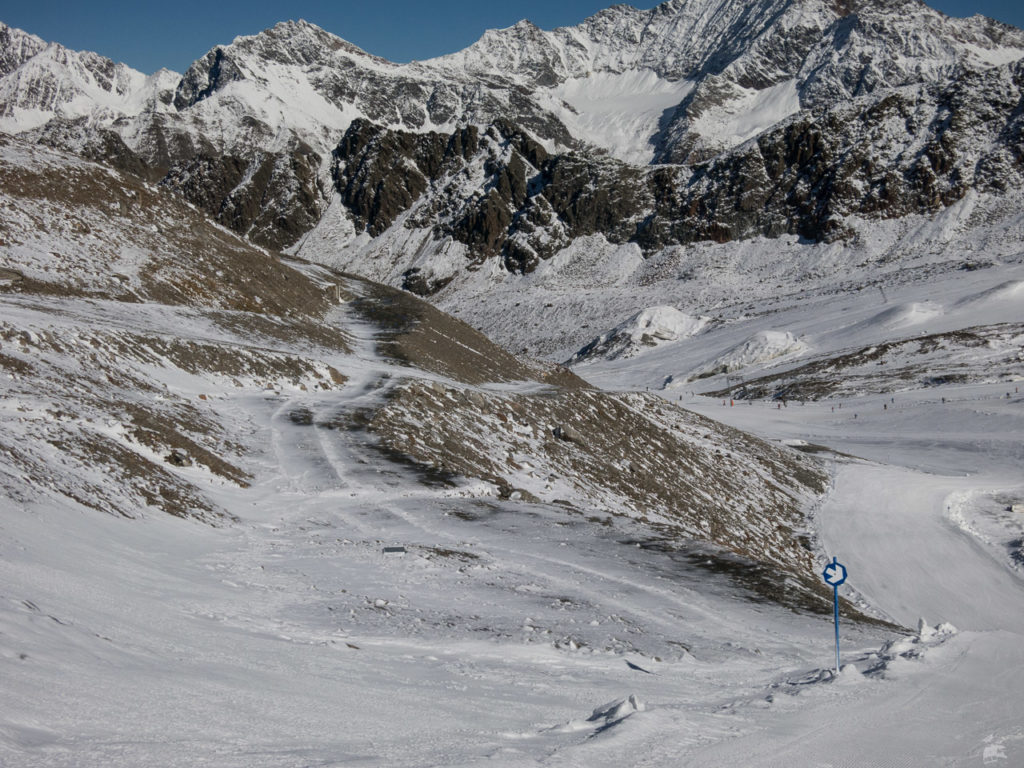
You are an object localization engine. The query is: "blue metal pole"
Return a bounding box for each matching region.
[833,583,840,673]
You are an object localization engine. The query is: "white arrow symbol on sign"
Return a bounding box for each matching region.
[823,560,847,587]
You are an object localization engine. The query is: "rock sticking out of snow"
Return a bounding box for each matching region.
[546,694,645,736]
[552,424,584,443]
[587,694,645,726]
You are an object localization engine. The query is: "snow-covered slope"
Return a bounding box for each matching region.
[0,134,830,586]
[541,70,695,164]
[3,2,1024,751]
[3,134,1024,768]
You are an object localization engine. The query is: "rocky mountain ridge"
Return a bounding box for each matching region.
[2,0,1023,319]
[318,54,1024,294]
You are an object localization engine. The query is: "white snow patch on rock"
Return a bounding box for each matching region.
[690,79,801,150]
[543,70,694,164]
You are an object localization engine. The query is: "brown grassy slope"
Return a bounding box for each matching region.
[354,378,845,614]
[344,275,586,387]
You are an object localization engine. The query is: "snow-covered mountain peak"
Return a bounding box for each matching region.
[436,0,1024,105]
[5,0,1024,261]
[171,18,401,112]
[0,23,171,134]
[230,18,382,64]
[0,22,47,76]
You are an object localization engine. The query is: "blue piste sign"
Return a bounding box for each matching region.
[823,557,847,673]
[822,558,847,587]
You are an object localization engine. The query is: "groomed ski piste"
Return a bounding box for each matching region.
[569,256,1024,765]
[1,248,1022,767]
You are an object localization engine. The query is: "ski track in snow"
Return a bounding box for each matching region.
[667,379,1024,766]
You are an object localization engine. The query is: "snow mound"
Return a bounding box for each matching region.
[767,662,869,698]
[568,306,709,363]
[587,694,645,726]
[856,619,960,680]
[693,330,809,379]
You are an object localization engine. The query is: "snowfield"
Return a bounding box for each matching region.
[542,70,695,164]
[3,308,1022,766]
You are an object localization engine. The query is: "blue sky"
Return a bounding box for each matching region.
[2,0,1022,74]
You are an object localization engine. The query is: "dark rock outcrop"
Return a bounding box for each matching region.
[325,57,1024,276]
